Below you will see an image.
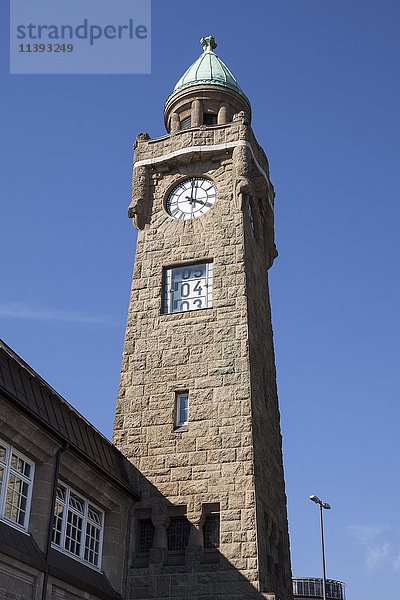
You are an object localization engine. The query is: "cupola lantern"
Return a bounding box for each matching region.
[164,36,252,132]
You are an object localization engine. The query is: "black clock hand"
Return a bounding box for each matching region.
[185,182,195,204]
[190,183,204,205]
[185,195,204,206]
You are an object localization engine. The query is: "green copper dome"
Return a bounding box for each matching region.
[167,36,249,104]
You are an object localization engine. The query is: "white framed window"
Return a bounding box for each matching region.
[0,439,34,531]
[175,392,189,428]
[52,482,104,570]
[163,262,213,314]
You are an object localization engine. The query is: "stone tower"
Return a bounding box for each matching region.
[113,37,293,600]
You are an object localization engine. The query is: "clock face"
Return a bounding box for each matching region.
[166,177,217,220]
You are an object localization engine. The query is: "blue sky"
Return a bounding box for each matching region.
[1,1,400,598]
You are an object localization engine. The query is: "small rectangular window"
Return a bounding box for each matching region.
[180,116,191,130]
[163,262,213,314]
[138,518,155,553]
[203,113,217,126]
[167,517,190,551]
[203,514,220,549]
[247,198,255,233]
[51,482,104,570]
[0,440,34,531]
[175,392,189,428]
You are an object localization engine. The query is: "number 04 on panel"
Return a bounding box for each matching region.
[163,262,213,314]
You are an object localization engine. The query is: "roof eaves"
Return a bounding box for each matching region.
[0,340,141,502]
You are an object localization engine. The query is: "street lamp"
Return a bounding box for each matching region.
[309,495,331,600]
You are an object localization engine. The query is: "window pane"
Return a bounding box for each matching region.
[69,491,85,514]
[65,510,83,556]
[85,521,101,566]
[52,500,65,546]
[56,484,66,502]
[11,453,31,479]
[5,475,29,526]
[180,406,187,423]
[167,517,190,551]
[178,394,188,425]
[203,515,220,549]
[0,443,33,530]
[88,504,102,526]
[138,518,155,553]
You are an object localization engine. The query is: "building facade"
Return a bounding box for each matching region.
[112,36,293,600]
[0,340,141,600]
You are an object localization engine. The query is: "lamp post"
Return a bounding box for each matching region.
[309,495,331,600]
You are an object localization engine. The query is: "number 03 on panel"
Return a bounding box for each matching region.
[163,263,213,314]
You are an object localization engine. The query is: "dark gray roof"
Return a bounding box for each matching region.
[0,340,140,500]
[0,521,121,600]
[0,520,46,570]
[49,548,121,600]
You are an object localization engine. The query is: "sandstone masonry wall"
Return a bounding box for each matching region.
[113,121,293,600]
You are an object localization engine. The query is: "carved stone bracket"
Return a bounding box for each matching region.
[134,132,151,149]
[233,143,254,210]
[232,110,249,125]
[267,244,279,270]
[128,165,149,230]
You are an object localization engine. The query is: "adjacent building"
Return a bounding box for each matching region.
[0,339,140,600]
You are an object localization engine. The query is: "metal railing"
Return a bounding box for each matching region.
[293,578,346,600]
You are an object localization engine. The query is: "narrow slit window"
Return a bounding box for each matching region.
[247,198,255,233]
[175,393,189,428]
[203,514,220,549]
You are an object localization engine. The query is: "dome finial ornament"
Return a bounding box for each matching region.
[200,35,217,52]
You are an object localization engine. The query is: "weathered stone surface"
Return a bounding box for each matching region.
[114,98,292,599]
